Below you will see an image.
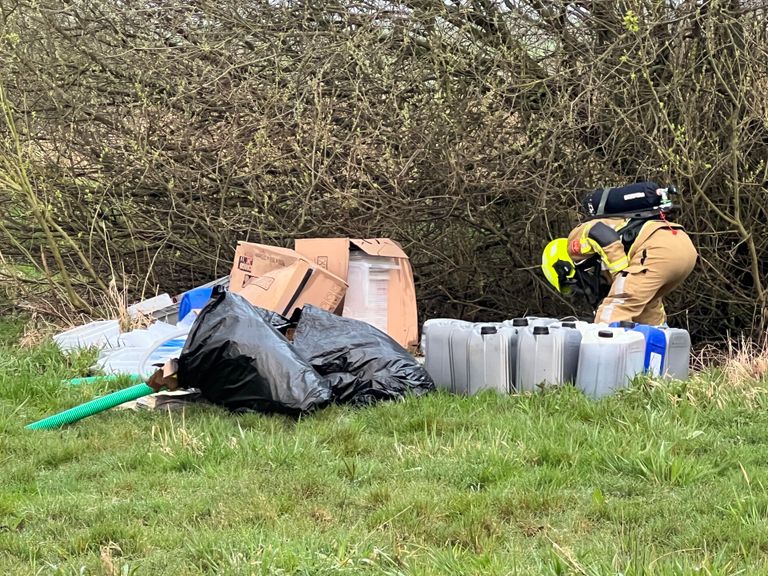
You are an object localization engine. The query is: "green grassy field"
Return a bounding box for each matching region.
[2,318,768,575]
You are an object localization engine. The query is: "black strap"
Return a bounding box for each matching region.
[618,215,684,253]
[572,255,607,312]
[281,269,313,317]
[618,218,646,253]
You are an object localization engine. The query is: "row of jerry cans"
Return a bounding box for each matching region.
[421,317,691,399]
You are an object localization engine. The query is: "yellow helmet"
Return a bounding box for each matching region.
[541,238,576,294]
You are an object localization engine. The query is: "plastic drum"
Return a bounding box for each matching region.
[178,286,214,324]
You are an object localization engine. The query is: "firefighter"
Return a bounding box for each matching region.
[542,182,698,325]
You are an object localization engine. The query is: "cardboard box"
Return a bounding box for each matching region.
[294,238,418,348]
[230,242,347,318]
[291,263,348,316]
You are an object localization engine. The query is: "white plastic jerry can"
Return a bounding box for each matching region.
[503,318,530,390]
[551,319,596,333]
[516,325,561,392]
[576,329,645,399]
[662,327,691,380]
[466,325,516,395]
[525,316,559,326]
[449,322,477,395]
[422,319,471,391]
[549,322,584,384]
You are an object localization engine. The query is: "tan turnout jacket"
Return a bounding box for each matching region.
[566,217,697,325]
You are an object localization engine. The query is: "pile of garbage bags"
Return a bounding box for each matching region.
[54,287,434,415]
[178,291,435,414]
[51,234,433,415]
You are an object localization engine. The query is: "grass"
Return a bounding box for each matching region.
[2,318,768,574]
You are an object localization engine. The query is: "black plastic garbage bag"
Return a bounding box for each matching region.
[205,285,294,334]
[292,305,435,406]
[178,292,331,414]
[255,308,293,334]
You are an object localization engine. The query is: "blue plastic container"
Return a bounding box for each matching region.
[178,286,214,323]
[609,321,667,376]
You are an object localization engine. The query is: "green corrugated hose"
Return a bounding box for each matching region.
[63,374,142,386]
[25,383,155,430]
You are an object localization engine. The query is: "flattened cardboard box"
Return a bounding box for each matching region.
[294,238,418,348]
[230,242,347,318]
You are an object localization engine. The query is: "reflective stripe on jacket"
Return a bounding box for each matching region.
[567,217,685,275]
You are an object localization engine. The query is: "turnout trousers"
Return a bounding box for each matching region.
[595,228,697,325]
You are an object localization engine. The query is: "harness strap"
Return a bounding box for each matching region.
[572,255,609,312]
[596,187,611,217]
[618,215,685,254]
[617,218,646,254]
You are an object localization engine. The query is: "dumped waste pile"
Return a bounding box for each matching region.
[35,238,429,428]
[32,236,692,430]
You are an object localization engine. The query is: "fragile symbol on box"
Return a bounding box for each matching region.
[320,285,345,309]
[243,275,275,291]
[316,256,329,270]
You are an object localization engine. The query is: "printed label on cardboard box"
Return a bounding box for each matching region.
[253,252,287,266]
[238,255,253,272]
[243,275,275,291]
